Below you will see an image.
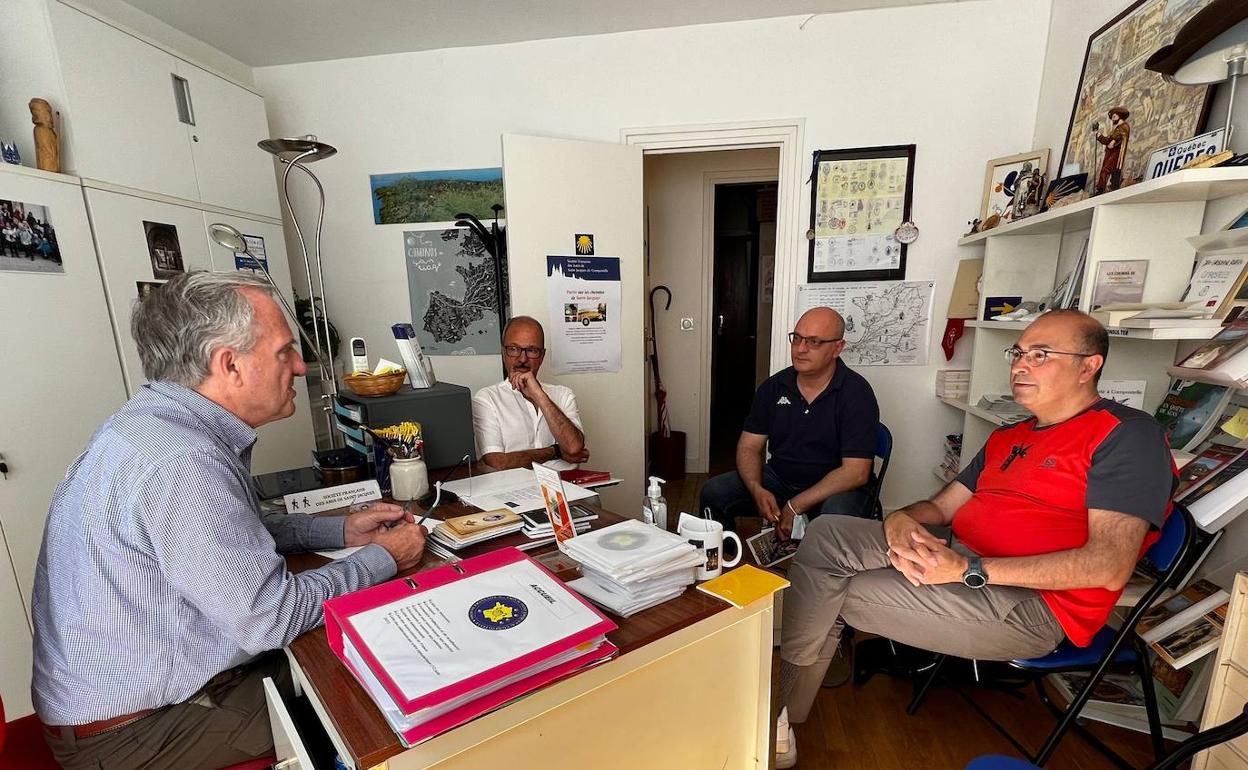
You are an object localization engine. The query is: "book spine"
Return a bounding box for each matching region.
[391,324,435,388]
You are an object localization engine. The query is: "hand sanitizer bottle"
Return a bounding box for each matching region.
[643,476,668,530]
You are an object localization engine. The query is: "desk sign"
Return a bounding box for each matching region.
[285,480,381,514]
[1147,129,1225,181]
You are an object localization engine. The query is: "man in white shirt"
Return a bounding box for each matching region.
[473,316,589,469]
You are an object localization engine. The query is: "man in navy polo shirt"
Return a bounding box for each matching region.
[699,306,879,538]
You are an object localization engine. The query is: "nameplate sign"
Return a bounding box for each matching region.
[285,480,381,514]
[1147,129,1225,180]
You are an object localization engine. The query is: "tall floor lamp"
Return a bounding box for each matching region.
[209,134,340,446]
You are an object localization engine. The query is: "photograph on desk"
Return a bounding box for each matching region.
[323,547,618,746]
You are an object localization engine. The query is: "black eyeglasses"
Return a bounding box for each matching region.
[1004,347,1093,367]
[504,345,546,358]
[788,332,843,349]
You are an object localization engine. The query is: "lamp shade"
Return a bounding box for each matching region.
[1146,0,1248,85]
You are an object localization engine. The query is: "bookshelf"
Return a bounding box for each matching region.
[944,168,1248,468]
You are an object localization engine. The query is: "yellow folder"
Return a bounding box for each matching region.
[697,564,790,608]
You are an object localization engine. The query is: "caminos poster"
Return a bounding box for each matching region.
[545,256,621,374]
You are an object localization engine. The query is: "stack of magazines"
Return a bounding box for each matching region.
[324,547,618,746]
[521,505,597,540]
[429,509,524,551]
[563,520,704,617]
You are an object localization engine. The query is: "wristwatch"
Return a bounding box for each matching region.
[962,556,988,589]
[551,444,563,461]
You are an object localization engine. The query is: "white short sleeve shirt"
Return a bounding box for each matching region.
[472,379,583,456]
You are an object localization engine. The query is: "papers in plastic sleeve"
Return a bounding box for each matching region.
[563,520,705,617]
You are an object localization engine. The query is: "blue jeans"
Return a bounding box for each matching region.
[698,465,875,533]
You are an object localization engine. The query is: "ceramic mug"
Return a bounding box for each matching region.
[677,512,742,580]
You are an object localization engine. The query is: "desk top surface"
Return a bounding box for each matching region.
[286,498,729,768]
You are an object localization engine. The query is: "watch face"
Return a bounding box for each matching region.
[964,571,987,589]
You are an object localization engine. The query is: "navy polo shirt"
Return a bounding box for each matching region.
[742,363,879,489]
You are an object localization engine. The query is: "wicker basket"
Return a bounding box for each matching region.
[343,370,407,397]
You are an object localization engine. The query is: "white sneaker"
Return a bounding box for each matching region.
[776,708,797,768]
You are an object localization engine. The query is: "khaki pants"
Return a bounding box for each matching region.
[44,652,293,770]
[781,516,1064,722]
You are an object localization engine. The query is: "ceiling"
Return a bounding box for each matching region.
[117,0,967,67]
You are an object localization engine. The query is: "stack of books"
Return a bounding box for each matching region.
[935,370,970,400]
[521,504,597,540]
[324,547,618,746]
[1168,319,1248,387]
[563,520,705,617]
[429,509,524,552]
[1173,444,1248,532]
[976,394,1032,423]
[936,433,963,483]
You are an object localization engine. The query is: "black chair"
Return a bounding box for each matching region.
[964,700,1248,770]
[908,504,1196,769]
[866,423,893,520]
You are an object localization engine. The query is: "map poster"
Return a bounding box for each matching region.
[796,280,934,366]
[545,256,621,375]
[404,228,504,355]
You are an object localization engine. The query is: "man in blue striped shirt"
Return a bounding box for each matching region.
[32,271,428,769]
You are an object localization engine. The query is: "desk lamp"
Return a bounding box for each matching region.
[1146,0,1248,147]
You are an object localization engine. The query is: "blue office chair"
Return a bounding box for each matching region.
[908,504,1195,769]
[966,701,1248,770]
[866,423,892,520]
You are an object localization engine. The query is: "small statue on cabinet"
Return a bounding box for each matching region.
[964,218,982,237]
[1011,164,1046,220]
[0,141,20,165]
[29,98,60,173]
[1091,107,1130,195]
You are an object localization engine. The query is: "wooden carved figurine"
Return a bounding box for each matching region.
[29,98,60,173]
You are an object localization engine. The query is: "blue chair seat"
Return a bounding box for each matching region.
[1012,627,1138,672]
[966,756,1042,770]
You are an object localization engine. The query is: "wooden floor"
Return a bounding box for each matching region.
[666,473,1171,770]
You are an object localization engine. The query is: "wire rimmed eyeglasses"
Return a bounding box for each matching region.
[503,345,546,358]
[1004,347,1093,367]
[788,332,843,349]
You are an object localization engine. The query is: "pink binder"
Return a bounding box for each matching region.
[325,546,618,745]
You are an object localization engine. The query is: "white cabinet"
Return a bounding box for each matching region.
[945,169,1248,466]
[0,165,130,718]
[178,62,280,218]
[47,2,280,217]
[49,1,200,201]
[83,187,316,474]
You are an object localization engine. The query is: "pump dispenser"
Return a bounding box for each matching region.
[643,476,668,530]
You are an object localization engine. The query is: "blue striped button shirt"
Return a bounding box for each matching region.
[31,382,395,724]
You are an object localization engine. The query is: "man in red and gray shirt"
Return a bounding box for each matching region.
[776,310,1176,765]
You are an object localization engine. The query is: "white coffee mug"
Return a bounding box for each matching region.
[678,512,742,580]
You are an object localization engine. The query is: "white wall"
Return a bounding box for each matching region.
[256,1,1052,507]
[644,149,779,472]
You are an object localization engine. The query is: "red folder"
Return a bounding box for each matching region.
[325,547,618,745]
[559,468,612,485]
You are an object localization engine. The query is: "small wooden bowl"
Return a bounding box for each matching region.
[343,370,407,397]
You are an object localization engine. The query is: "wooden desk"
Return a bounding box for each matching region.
[284,505,778,770]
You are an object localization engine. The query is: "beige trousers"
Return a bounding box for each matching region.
[780,515,1064,722]
[44,651,293,770]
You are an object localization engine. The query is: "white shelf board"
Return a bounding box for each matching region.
[959,168,1248,246]
[968,319,1215,340]
[1188,228,1248,253]
[939,395,1012,426]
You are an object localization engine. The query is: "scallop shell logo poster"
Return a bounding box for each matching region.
[546,256,621,375]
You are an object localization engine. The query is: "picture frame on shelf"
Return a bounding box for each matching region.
[1058,0,1215,190]
[807,144,915,283]
[980,149,1050,223]
[1040,172,1088,212]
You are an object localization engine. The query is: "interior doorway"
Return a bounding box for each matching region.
[642,150,779,475]
[709,182,777,474]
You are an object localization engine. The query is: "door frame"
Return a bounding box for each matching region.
[700,170,778,473]
[621,119,804,471]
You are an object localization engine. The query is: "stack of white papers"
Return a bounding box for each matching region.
[441,467,596,514]
[563,520,704,617]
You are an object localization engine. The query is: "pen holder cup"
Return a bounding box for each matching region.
[390,457,429,502]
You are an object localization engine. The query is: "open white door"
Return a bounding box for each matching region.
[501,135,644,512]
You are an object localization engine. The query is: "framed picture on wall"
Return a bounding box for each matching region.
[981,149,1050,222]
[807,144,915,282]
[1059,0,1215,188]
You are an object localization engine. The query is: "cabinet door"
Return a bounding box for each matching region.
[203,212,316,473]
[0,168,129,718]
[84,189,214,392]
[178,62,281,218]
[48,3,199,200]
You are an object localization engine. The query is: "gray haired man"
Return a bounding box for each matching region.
[32,272,427,769]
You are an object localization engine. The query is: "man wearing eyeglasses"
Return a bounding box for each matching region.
[472,316,588,470]
[773,310,1175,767]
[699,306,880,539]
